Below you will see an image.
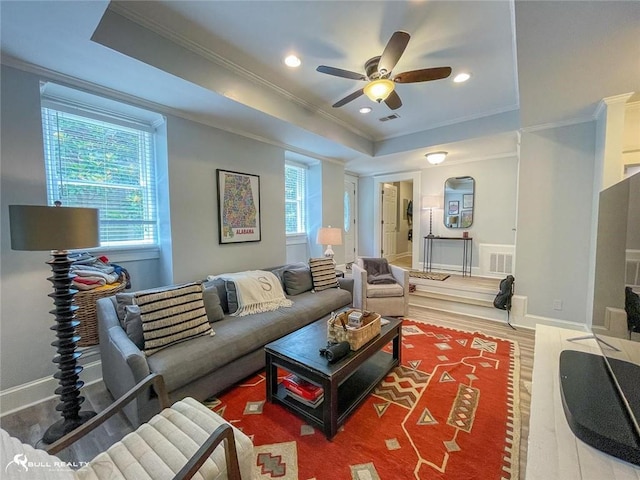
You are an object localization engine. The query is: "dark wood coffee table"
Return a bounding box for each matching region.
[265,315,402,439]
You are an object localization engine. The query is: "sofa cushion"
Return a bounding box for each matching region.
[309,257,339,291]
[146,287,351,393]
[134,283,214,356]
[283,265,313,296]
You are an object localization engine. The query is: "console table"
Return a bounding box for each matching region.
[423,236,472,276]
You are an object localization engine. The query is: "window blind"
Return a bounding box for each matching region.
[285,163,307,234]
[41,107,158,246]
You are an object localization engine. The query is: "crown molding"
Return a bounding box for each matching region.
[109,2,373,141]
[520,115,595,133]
[0,55,347,167]
[379,105,520,142]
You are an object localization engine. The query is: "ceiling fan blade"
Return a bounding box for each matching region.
[332,88,364,108]
[378,31,410,75]
[384,90,402,110]
[393,66,452,83]
[316,65,366,81]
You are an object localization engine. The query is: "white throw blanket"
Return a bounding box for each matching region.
[208,270,293,316]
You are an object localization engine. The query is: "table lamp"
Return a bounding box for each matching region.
[422,195,441,238]
[9,203,100,443]
[316,226,342,261]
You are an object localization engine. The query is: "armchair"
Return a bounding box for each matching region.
[352,257,409,317]
[1,374,254,479]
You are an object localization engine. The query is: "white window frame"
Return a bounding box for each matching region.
[285,162,307,237]
[40,94,161,253]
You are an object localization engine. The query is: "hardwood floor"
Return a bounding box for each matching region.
[0,305,534,479]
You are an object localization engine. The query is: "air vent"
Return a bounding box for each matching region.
[379,114,400,122]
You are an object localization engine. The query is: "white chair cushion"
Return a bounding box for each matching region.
[77,397,254,480]
[1,428,76,479]
[365,282,404,298]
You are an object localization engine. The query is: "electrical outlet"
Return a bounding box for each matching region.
[553,299,563,311]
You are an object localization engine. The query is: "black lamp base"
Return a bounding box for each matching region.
[42,410,96,444]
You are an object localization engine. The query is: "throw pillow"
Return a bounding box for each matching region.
[204,277,230,313]
[115,292,135,326]
[123,305,144,349]
[202,283,225,322]
[134,283,214,356]
[283,265,313,296]
[309,257,339,292]
[225,280,239,314]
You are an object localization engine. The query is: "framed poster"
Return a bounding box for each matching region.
[216,169,261,244]
[463,194,474,209]
[461,209,473,228]
[448,200,459,215]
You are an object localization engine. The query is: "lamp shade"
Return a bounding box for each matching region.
[316,227,342,246]
[9,205,100,251]
[422,195,441,210]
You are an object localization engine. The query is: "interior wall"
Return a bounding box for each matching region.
[0,64,344,398]
[166,116,286,282]
[321,161,346,266]
[516,121,596,324]
[420,156,518,269]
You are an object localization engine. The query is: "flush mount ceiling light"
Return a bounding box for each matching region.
[363,79,395,103]
[359,106,372,114]
[284,54,301,68]
[453,72,471,83]
[425,151,448,165]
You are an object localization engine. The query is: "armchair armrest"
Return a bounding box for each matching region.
[389,264,409,289]
[173,423,242,480]
[46,373,169,456]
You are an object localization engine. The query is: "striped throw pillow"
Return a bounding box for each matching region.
[309,258,339,292]
[134,283,214,356]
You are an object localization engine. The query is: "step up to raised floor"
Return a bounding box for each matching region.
[408,274,508,322]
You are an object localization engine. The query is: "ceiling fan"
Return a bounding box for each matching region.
[316,31,452,110]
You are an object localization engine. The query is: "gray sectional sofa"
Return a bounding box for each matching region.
[97,263,352,426]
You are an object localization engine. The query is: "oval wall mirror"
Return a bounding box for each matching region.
[444,176,475,229]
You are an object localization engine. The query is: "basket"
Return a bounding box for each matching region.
[75,279,126,347]
[327,309,381,351]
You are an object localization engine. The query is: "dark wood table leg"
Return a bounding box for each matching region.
[394,324,402,364]
[265,353,276,402]
[323,378,338,440]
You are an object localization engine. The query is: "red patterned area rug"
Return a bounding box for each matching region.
[205,320,520,479]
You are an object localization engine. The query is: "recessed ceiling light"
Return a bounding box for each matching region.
[425,151,448,165]
[284,55,301,68]
[453,72,471,83]
[359,106,372,114]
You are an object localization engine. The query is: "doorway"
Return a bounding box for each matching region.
[373,171,422,270]
[344,175,357,266]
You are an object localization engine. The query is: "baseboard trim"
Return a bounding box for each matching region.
[0,360,103,417]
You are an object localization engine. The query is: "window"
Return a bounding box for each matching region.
[41,104,158,247]
[285,163,306,234]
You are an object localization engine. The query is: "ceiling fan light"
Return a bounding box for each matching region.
[453,72,471,83]
[363,79,395,103]
[425,151,448,165]
[284,55,301,68]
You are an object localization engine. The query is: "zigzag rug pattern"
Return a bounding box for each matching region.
[207,319,520,479]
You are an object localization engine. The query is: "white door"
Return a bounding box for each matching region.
[382,183,397,259]
[344,179,356,265]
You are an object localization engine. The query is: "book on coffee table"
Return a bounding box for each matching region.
[286,389,324,408]
[281,373,322,401]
